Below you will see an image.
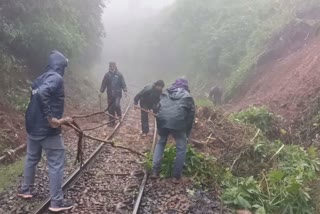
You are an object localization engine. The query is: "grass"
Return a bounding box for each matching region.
[0,159,24,193]
[195,98,213,107]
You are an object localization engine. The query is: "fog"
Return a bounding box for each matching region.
[98,0,176,92]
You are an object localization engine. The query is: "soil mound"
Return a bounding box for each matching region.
[228,37,320,124]
[191,107,257,164]
[228,7,320,125]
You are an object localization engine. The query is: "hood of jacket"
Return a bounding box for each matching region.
[46,50,68,76]
[167,88,191,100]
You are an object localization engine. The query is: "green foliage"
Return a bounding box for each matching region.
[222,142,320,213]
[145,139,319,212]
[0,0,105,106]
[195,98,213,107]
[0,0,105,71]
[0,159,24,193]
[145,145,224,186]
[7,89,29,112]
[138,0,319,99]
[230,106,275,133]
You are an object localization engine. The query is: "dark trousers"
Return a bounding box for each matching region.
[140,104,155,134]
[108,96,121,122]
[141,107,149,134]
[211,95,222,106]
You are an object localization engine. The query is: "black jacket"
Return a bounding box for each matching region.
[100,70,127,98]
[157,88,195,136]
[134,83,162,109]
[25,51,68,136]
[209,86,222,99]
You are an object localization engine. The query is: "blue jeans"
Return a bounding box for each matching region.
[21,134,65,207]
[152,128,188,179]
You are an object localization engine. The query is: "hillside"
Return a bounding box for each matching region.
[228,37,320,124]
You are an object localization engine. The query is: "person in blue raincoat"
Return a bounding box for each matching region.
[18,51,74,213]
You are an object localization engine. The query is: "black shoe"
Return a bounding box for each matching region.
[49,200,74,213]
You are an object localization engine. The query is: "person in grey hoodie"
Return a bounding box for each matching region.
[18,51,74,212]
[152,78,195,183]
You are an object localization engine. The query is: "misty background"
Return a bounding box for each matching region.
[97,0,176,92]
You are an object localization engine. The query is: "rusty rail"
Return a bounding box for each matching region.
[132,119,158,214]
[33,101,131,214]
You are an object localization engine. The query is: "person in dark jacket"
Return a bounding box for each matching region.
[18,51,74,212]
[99,62,127,125]
[134,80,165,136]
[209,86,222,105]
[152,78,195,183]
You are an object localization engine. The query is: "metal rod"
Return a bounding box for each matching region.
[132,169,148,214]
[132,119,158,214]
[151,119,158,154]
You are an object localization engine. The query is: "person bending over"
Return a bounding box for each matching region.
[134,80,165,137]
[152,78,195,183]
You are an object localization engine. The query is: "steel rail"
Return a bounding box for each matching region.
[132,119,158,214]
[33,101,131,214]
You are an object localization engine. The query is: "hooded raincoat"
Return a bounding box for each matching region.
[25,51,68,136]
[157,87,195,136]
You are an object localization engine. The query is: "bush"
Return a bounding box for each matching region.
[222,142,320,213]
[7,89,29,112]
[230,106,276,133]
[145,145,225,187]
[195,98,213,107]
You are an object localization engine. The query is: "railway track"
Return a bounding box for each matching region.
[1,97,222,214]
[29,100,156,214]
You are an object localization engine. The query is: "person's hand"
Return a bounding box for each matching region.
[48,117,61,128]
[134,105,138,110]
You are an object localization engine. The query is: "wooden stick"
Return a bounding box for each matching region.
[0,144,26,163]
[135,106,157,117]
[250,129,261,142]
[72,111,117,120]
[83,119,117,131]
[112,144,145,157]
[72,100,116,119]
[66,123,144,157]
[267,144,285,164]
